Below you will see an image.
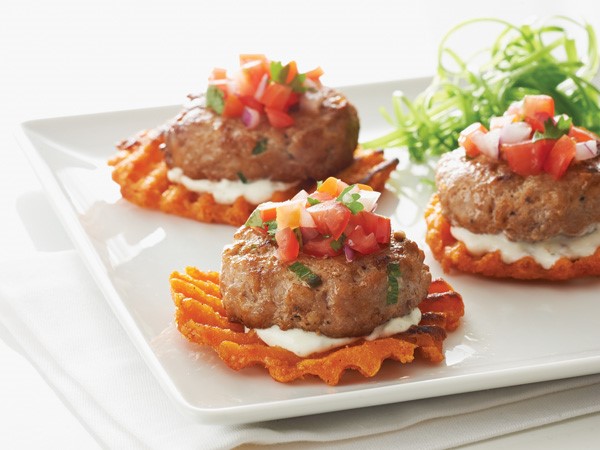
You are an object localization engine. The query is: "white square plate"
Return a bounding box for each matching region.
[16,78,600,424]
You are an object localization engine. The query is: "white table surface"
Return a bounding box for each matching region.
[2,1,600,448]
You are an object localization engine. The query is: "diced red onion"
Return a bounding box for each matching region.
[575,140,599,161]
[499,122,532,145]
[471,128,500,159]
[490,114,516,130]
[299,208,316,228]
[292,189,309,201]
[357,190,380,212]
[242,107,260,129]
[344,245,355,262]
[300,227,319,242]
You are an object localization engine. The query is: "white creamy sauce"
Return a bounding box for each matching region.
[450,225,600,269]
[167,167,297,204]
[253,308,422,357]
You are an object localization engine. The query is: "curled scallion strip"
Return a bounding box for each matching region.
[363,16,600,163]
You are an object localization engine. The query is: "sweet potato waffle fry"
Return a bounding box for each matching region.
[170,267,464,385]
[425,194,600,280]
[109,130,398,226]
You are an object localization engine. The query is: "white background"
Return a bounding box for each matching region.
[2,1,600,448]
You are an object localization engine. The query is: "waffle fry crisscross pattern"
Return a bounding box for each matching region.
[170,267,464,385]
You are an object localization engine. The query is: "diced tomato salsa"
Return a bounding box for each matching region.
[205,54,323,129]
[245,177,391,263]
[457,94,599,179]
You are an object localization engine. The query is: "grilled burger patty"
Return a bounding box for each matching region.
[162,86,359,183]
[220,227,431,339]
[436,149,600,242]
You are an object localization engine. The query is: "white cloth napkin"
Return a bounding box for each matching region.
[1,250,599,450]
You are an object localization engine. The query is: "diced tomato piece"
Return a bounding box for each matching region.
[569,125,600,143]
[522,95,555,133]
[276,201,302,230]
[316,177,344,196]
[458,122,488,157]
[222,94,244,118]
[238,95,264,112]
[351,212,391,244]
[302,236,341,257]
[265,107,294,128]
[237,59,269,97]
[275,227,300,262]
[501,139,555,177]
[305,66,324,82]
[285,92,299,108]
[261,83,293,111]
[307,200,351,240]
[209,67,227,81]
[257,201,282,222]
[239,54,268,67]
[346,225,380,255]
[543,135,576,180]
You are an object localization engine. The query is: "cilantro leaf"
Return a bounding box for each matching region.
[206,85,225,115]
[269,61,287,84]
[306,197,321,206]
[533,115,573,141]
[269,61,307,93]
[252,138,268,155]
[237,172,248,184]
[336,185,365,215]
[265,220,278,237]
[330,235,346,252]
[386,262,402,305]
[288,73,307,93]
[288,262,322,288]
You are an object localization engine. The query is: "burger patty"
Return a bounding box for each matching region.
[436,149,600,242]
[220,227,431,338]
[162,86,359,183]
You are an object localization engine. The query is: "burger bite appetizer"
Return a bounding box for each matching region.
[170,177,464,384]
[426,94,600,280]
[110,55,398,226]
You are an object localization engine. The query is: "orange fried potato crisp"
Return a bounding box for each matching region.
[425,194,600,280]
[109,130,398,227]
[170,267,464,385]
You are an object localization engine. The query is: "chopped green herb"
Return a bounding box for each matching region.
[206,85,225,115]
[269,61,307,93]
[245,209,263,227]
[288,262,322,288]
[270,61,288,84]
[316,180,324,188]
[307,197,321,206]
[363,17,600,163]
[237,172,248,184]
[293,228,303,247]
[386,262,402,305]
[330,235,345,252]
[265,220,278,236]
[252,138,268,155]
[336,185,364,215]
[533,115,573,141]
